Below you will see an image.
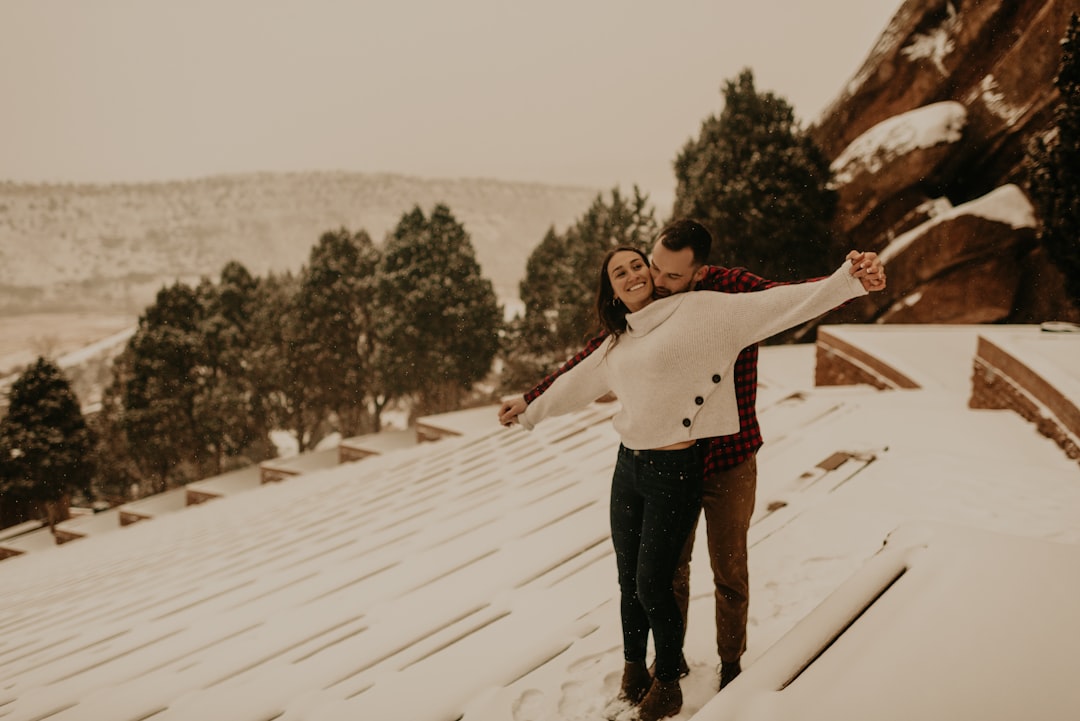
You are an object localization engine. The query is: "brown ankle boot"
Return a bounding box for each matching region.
[648,652,691,679]
[617,660,652,704]
[637,677,682,721]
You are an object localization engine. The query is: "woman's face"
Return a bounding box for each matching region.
[607,250,653,312]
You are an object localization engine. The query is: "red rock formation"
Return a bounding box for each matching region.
[808,0,1080,326]
[830,101,967,237]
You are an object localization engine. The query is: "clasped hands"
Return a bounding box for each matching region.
[848,250,886,291]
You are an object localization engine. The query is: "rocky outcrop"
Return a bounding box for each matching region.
[876,185,1037,323]
[809,0,1080,327]
[814,0,1074,179]
[830,101,967,237]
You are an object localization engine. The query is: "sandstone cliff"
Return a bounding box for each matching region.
[810,0,1080,327]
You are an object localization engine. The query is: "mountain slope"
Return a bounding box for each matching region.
[0,171,601,314]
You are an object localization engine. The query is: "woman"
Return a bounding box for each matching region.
[502,245,880,721]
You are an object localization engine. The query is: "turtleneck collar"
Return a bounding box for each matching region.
[624,293,688,337]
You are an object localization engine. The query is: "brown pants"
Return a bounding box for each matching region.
[672,454,757,663]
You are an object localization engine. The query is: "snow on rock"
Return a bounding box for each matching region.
[968,73,1030,126]
[899,0,960,75]
[878,183,1035,264]
[830,101,967,186]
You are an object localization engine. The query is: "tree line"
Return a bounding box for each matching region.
[3,49,1079,530]
[0,203,502,525]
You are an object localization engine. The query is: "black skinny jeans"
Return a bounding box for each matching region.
[610,443,703,683]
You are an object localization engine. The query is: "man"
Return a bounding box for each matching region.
[499,218,886,690]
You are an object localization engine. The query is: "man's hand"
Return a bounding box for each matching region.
[846,251,886,292]
[498,395,527,426]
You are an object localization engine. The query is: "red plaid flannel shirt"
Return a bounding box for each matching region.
[524,265,787,474]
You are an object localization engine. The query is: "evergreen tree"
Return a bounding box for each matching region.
[91,378,143,505]
[110,282,205,493]
[247,270,309,451]
[375,204,502,416]
[194,262,276,471]
[1026,13,1080,306]
[286,229,382,448]
[501,187,657,391]
[673,68,837,280]
[0,358,95,529]
[500,227,569,391]
[99,265,276,497]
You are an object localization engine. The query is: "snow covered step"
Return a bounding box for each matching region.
[696,522,1080,721]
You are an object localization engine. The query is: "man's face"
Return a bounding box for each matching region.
[649,240,701,298]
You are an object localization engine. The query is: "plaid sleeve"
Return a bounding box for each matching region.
[524,332,609,403]
[699,265,800,293]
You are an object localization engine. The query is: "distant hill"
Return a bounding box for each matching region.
[0,171,602,316]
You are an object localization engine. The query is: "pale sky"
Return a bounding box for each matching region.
[0,0,899,210]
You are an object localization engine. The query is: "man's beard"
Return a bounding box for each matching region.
[653,283,693,299]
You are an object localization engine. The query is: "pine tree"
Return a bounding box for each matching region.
[673,68,837,280]
[110,282,205,493]
[0,358,95,530]
[500,227,570,392]
[246,270,309,450]
[375,204,502,417]
[1026,13,1080,306]
[99,265,279,497]
[195,262,276,470]
[91,377,143,505]
[285,229,382,448]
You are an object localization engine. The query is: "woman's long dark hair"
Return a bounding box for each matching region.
[594,245,650,342]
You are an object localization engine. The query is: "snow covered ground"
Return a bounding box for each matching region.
[0,327,1078,721]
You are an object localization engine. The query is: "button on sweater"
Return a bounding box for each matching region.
[519,263,868,450]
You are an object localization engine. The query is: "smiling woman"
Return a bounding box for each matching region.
[607,248,653,311]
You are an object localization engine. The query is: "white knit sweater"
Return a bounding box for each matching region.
[520,263,868,449]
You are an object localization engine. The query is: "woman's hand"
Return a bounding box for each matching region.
[498,395,527,426]
[847,250,887,292]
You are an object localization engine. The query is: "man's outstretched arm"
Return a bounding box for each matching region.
[701,251,885,294]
